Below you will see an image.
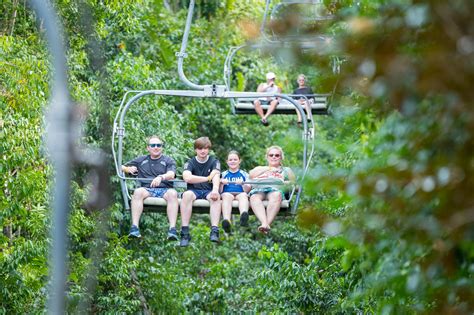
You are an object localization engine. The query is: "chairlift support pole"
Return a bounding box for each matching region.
[29,1,72,314]
[31,1,111,312]
[176,0,226,96]
[176,0,202,90]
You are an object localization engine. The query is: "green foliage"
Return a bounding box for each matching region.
[108,214,356,313]
[299,0,474,313]
[1,0,473,313]
[0,35,50,313]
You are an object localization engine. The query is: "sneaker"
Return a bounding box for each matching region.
[180,233,191,247]
[209,229,219,242]
[167,228,178,241]
[129,225,141,238]
[222,219,232,234]
[240,211,249,227]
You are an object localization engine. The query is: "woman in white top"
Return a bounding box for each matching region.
[253,72,282,126]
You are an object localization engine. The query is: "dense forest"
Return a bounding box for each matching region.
[1,0,473,313]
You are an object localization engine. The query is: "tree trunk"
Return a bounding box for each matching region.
[9,0,20,36]
[4,224,13,246]
[131,269,151,315]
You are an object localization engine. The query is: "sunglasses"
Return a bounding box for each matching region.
[268,153,281,158]
[149,143,163,148]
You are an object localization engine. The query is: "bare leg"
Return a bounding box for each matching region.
[253,99,265,119]
[131,187,151,227]
[180,190,196,227]
[295,108,302,122]
[305,100,313,121]
[208,196,222,227]
[221,193,234,222]
[236,192,249,214]
[250,193,268,228]
[263,99,279,120]
[266,191,282,227]
[296,100,304,122]
[163,189,179,228]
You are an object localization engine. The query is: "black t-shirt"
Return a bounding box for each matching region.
[293,86,314,100]
[125,154,176,188]
[183,156,221,191]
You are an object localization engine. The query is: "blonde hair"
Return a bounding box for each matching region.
[297,74,306,83]
[266,145,284,160]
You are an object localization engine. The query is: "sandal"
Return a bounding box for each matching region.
[261,118,269,126]
[258,226,270,234]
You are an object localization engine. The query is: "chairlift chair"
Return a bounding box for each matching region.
[112,90,307,217]
[223,44,332,116]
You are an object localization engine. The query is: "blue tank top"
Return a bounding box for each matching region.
[222,169,249,193]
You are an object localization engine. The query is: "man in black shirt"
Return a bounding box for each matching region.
[179,137,221,246]
[293,74,314,124]
[122,135,179,239]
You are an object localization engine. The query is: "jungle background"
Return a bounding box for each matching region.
[1,0,473,313]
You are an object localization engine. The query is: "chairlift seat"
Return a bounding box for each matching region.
[234,94,329,115]
[128,180,294,215]
[142,197,291,214]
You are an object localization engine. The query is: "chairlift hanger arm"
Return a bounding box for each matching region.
[177,0,228,90]
[177,0,203,90]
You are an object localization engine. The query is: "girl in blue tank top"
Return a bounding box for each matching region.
[219,151,251,233]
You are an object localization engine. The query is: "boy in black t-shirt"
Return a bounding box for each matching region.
[179,137,221,246]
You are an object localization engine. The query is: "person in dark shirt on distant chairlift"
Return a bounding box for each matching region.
[293,74,314,126]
